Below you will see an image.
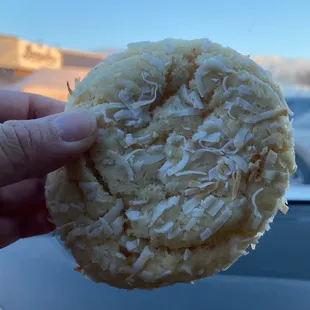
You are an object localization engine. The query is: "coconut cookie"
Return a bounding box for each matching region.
[45,38,296,289]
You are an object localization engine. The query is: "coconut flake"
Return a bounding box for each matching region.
[200,228,213,241]
[111,216,123,236]
[103,102,126,110]
[198,181,216,190]
[136,133,153,144]
[229,154,248,172]
[278,157,287,168]
[213,208,233,231]
[153,221,174,233]
[158,161,173,183]
[113,109,134,121]
[279,203,289,215]
[234,127,249,149]
[167,150,190,176]
[107,150,134,181]
[103,199,124,223]
[155,270,172,280]
[131,73,159,109]
[243,108,288,124]
[126,210,141,221]
[251,188,263,228]
[225,97,258,119]
[116,252,127,260]
[140,53,165,72]
[265,150,278,167]
[167,134,187,145]
[125,134,137,146]
[207,199,225,217]
[250,244,256,250]
[201,195,217,209]
[203,57,235,73]
[149,196,179,226]
[189,91,204,109]
[184,188,200,196]
[180,85,204,110]
[128,199,148,206]
[167,226,182,239]
[193,131,221,145]
[98,218,113,237]
[175,170,208,177]
[168,108,200,118]
[222,75,229,92]
[180,84,193,105]
[232,170,241,200]
[185,218,199,231]
[183,249,191,261]
[126,240,138,252]
[130,246,154,277]
[118,88,142,117]
[182,197,201,214]
[195,70,205,97]
[181,264,193,275]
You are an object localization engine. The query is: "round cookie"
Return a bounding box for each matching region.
[45,38,296,289]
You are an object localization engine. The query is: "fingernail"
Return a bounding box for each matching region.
[52,110,97,142]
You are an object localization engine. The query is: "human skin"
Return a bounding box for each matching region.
[0,90,98,249]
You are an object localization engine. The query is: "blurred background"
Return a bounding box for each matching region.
[1,1,310,309]
[1,0,310,187]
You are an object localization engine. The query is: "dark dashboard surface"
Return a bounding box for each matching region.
[0,202,309,310]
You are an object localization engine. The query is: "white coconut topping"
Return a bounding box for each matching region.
[200,228,213,241]
[126,210,141,221]
[140,53,166,72]
[251,188,264,229]
[168,108,201,117]
[131,73,159,109]
[126,240,138,251]
[46,38,295,290]
[183,249,191,261]
[207,199,225,217]
[167,150,190,176]
[182,197,201,214]
[243,108,288,124]
[153,221,174,233]
[149,196,180,226]
[175,170,208,177]
[107,150,134,181]
[129,246,154,278]
[181,264,193,275]
[103,199,124,223]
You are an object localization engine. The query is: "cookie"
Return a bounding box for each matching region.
[45,38,296,289]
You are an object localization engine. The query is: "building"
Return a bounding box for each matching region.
[0,34,108,88]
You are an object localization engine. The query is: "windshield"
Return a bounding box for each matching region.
[0,1,310,309]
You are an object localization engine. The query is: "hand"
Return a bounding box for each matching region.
[0,90,98,249]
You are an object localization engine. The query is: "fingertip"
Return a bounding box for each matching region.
[51,110,98,143]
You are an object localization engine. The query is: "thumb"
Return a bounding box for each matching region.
[0,110,98,187]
